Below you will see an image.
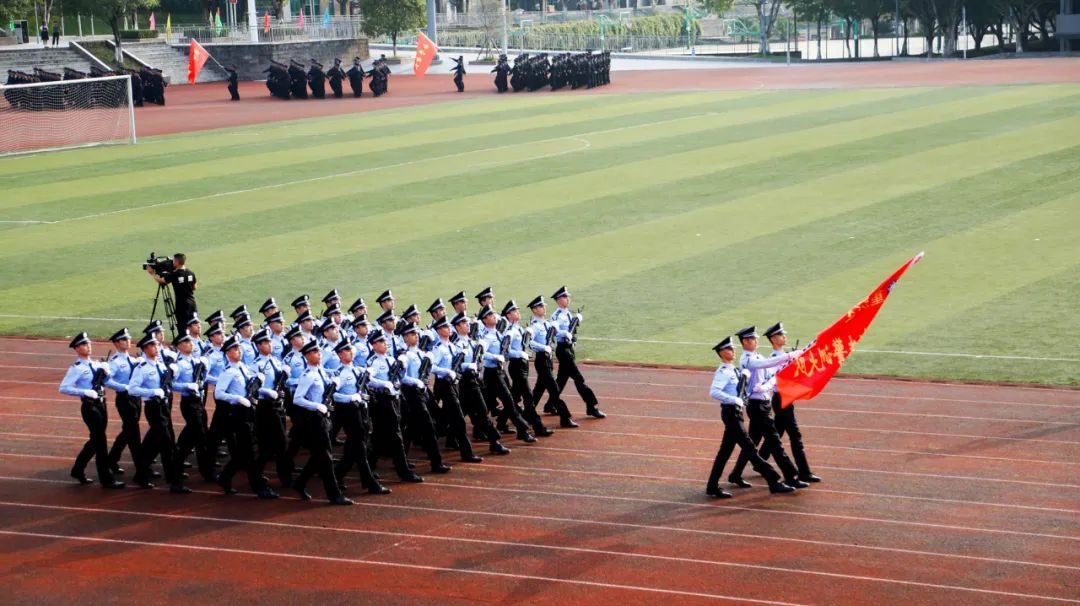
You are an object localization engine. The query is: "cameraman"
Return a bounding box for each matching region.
[147,253,198,327]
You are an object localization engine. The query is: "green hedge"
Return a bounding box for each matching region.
[120,29,159,40]
[528,14,699,38]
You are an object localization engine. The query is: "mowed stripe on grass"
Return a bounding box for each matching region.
[0,84,1078,385]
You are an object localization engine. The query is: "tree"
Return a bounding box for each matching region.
[787,0,831,59]
[699,0,737,15]
[359,0,426,56]
[0,0,32,26]
[965,0,999,51]
[66,0,160,63]
[749,0,784,53]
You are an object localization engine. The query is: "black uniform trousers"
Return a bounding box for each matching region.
[142,396,183,486]
[175,393,215,480]
[434,378,478,458]
[217,402,266,493]
[368,391,414,478]
[555,343,600,413]
[401,386,444,468]
[730,398,799,482]
[206,385,230,458]
[483,366,531,437]
[761,393,814,477]
[508,358,548,432]
[255,397,293,486]
[530,352,573,420]
[107,391,145,474]
[294,409,343,500]
[73,398,115,483]
[458,372,504,447]
[707,405,781,491]
[333,403,378,489]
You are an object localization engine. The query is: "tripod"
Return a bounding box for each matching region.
[149,283,178,341]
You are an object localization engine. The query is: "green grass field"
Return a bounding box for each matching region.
[1,84,1078,385]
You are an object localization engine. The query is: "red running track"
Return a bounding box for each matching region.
[0,336,1077,605]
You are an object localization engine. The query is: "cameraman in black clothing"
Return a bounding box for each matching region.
[146,253,198,327]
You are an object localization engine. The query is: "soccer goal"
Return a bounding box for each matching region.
[0,74,136,156]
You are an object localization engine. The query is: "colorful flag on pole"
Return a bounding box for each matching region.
[298,9,305,29]
[188,38,211,84]
[263,11,271,33]
[149,12,156,31]
[775,252,925,408]
[323,8,330,27]
[214,8,223,35]
[165,14,172,39]
[413,30,439,79]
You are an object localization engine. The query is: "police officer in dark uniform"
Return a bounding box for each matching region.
[346,56,365,97]
[172,333,215,483]
[226,64,239,100]
[477,305,536,442]
[450,55,466,92]
[501,300,554,437]
[492,54,510,93]
[308,58,327,98]
[327,57,345,98]
[59,332,125,489]
[288,59,308,99]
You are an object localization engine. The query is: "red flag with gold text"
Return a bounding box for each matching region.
[187,39,210,84]
[776,252,924,407]
[413,31,438,78]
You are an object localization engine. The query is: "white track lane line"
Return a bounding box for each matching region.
[2,501,1076,604]
[0,473,1074,572]
[0,528,804,606]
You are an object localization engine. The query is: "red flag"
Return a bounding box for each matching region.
[776,252,924,407]
[263,11,271,33]
[187,39,210,84]
[413,31,438,78]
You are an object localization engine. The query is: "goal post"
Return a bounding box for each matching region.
[0,75,136,156]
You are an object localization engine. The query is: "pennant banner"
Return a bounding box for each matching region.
[188,39,210,84]
[263,11,271,34]
[166,14,172,40]
[149,12,156,31]
[776,252,924,408]
[298,9,305,29]
[214,8,223,35]
[413,30,439,79]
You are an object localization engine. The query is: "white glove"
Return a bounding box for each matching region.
[264,389,279,400]
[389,388,399,397]
[495,355,505,364]
[152,388,166,399]
[396,355,408,366]
[741,369,751,379]
[82,389,99,399]
[237,397,252,408]
[575,313,583,323]
[787,351,800,361]
[167,363,178,374]
[543,345,552,354]
[734,397,744,407]
[185,383,200,392]
[446,370,457,381]
[350,394,364,404]
[314,403,328,414]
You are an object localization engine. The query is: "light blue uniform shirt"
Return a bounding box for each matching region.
[431,338,457,379]
[172,354,207,397]
[127,358,172,400]
[238,337,256,368]
[478,326,505,369]
[320,338,342,371]
[352,339,373,368]
[529,317,555,353]
[59,358,107,399]
[366,353,398,395]
[551,307,576,343]
[205,347,225,385]
[282,348,305,390]
[400,347,428,388]
[506,323,530,360]
[709,363,742,406]
[332,365,367,405]
[740,350,790,400]
[271,333,287,359]
[293,365,332,411]
[105,352,139,393]
[255,354,286,400]
[453,335,480,374]
[215,361,255,406]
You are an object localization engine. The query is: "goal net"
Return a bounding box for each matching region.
[0,74,136,156]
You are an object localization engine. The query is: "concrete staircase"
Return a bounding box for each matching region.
[123,41,228,84]
[0,47,99,76]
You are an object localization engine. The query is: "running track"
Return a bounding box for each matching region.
[0,336,1077,605]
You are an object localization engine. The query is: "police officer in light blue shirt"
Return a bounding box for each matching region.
[214,335,277,499]
[399,323,452,474]
[477,305,534,441]
[318,317,343,371]
[104,327,145,478]
[185,315,211,358]
[59,331,124,489]
[328,337,389,494]
[128,334,190,493]
[705,336,792,499]
[501,300,553,436]
[290,339,353,505]
[142,320,177,365]
[252,329,293,490]
[429,316,489,460]
[550,286,604,419]
[450,312,510,454]
[526,295,575,425]
[366,329,425,483]
[172,333,215,482]
[762,322,820,483]
[265,311,288,359]
[233,313,257,368]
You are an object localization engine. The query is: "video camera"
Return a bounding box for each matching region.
[142,251,173,275]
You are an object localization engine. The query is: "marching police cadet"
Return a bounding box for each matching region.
[104,328,148,479]
[450,55,466,92]
[376,289,395,313]
[423,298,447,350]
[492,54,510,93]
[331,338,391,495]
[322,289,341,309]
[172,333,215,482]
[727,326,807,490]
[203,323,230,460]
[430,316,490,461]
[449,290,468,316]
[502,300,554,437]
[281,325,308,467]
[527,296,577,426]
[206,309,226,328]
[128,334,190,493]
[348,297,368,330]
[214,335,278,499]
[376,310,403,357]
[308,59,327,98]
[291,340,353,505]
[551,286,605,419]
[143,320,177,365]
[233,314,257,368]
[259,297,279,321]
[226,64,239,101]
[399,324,453,474]
[295,309,317,341]
[477,306,536,442]
[350,316,373,367]
[327,57,346,98]
[252,329,294,489]
[346,56,365,97]
[705,337,795,498]
[59,332,125,489]
[266,311,288,359]
[400,304,421,330]
[451,312,512,454]
[186,315,210,358]
[365,330,425,483]
[762,322,820,483]
[230,304,250,323]
[290,294,312,327]
[288,59,308,99]
[476,286,495,309]
[318,317,344,371]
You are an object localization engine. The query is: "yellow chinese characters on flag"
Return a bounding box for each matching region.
[413,31,439,79]
[776,252,924,408]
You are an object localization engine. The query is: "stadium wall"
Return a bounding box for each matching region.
[202,38,370,81]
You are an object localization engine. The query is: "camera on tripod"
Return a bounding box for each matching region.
[142,251,173,276]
